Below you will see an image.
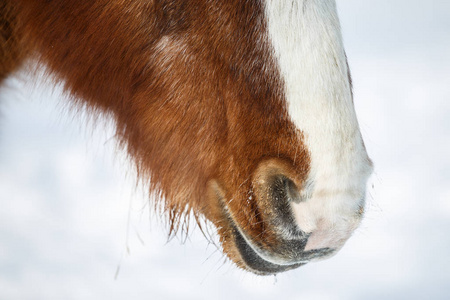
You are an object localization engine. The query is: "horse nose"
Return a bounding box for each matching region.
[252,160,356,257]
[242,158,367,269]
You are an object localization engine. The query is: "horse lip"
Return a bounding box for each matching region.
[231,223,306,275]
[227,213,336,274]
[220,199,306,274]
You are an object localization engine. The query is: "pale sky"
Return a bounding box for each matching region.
[1,1,449,299]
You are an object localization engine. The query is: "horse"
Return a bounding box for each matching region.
[0,0,373,275]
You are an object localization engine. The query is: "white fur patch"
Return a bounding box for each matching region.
[264,0,373,250]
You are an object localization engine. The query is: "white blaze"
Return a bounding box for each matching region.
[264,0,373,249]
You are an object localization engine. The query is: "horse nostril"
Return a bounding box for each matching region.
[271,175,302,204]
[259,174,307,239]
[252,159,309,239]
[283,177,302,203]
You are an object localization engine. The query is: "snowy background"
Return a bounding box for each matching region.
[1,1,449,299]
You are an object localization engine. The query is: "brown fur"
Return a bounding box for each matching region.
[1,0,310,271]
[0,1,26,80]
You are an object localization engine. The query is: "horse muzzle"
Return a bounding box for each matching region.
[208,158,365,275]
